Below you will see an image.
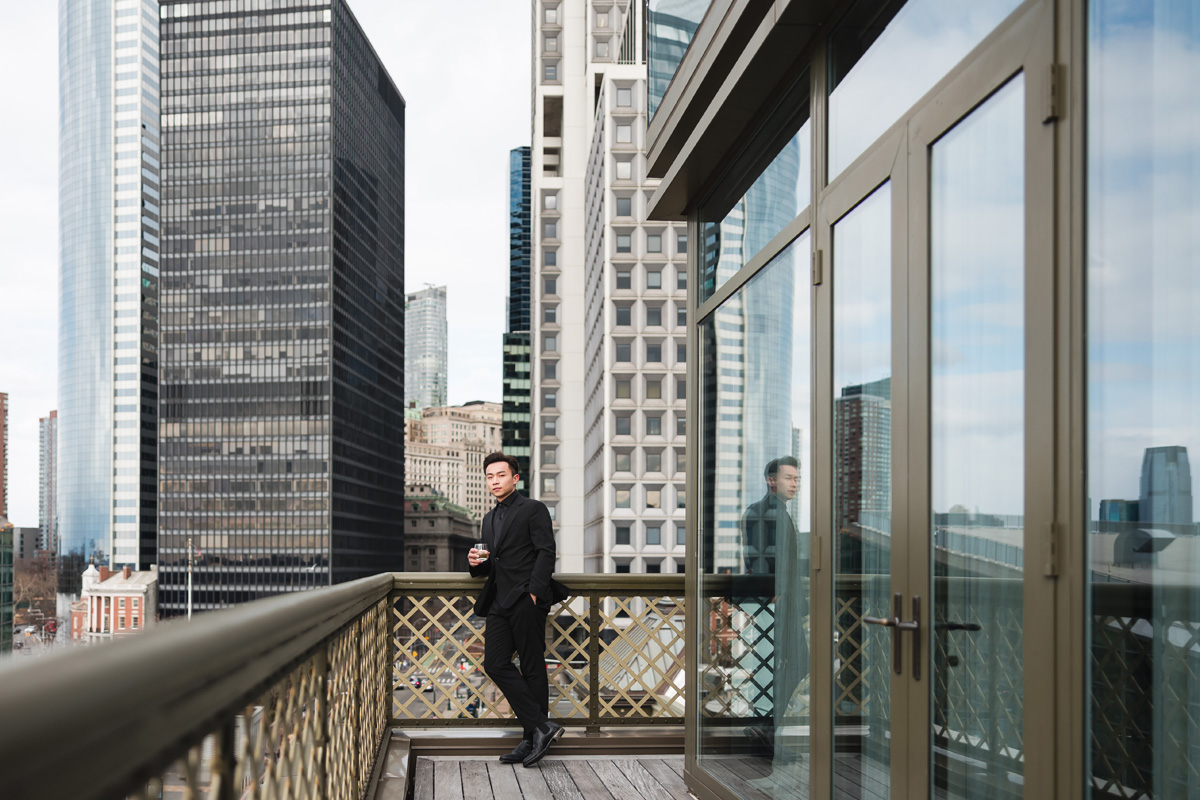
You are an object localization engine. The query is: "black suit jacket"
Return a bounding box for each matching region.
[469,493,570,616]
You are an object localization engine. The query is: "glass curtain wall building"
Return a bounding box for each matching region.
[58,0,161,599]
[504,146,534,494]
[404,285,448,411]
[646,0,1200,798]
[157,0,406,615]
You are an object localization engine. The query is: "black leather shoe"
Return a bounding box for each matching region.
[522,721,564,767]
[499,739,533,764]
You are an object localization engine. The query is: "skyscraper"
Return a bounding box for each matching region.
[532,2,689,573]
[1139,445,1193,526]
[39,411,58,553]
[503,146,533,492]
[405,286,448,411]
[0,392,8,520]
[58,0,162,597]
[834,378,892,537]
[157,0,407,615]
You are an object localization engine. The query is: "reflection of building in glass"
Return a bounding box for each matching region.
[834,378,892,544]
[1,516,12,654]
[406,286,449,411]
[1098,498,1138,523]
[647,0,706,118]
[1138,445,1192,525]
[503,147,533,493]
[158,0,407,615]
[58,0,162,597]
[0,393,7,518]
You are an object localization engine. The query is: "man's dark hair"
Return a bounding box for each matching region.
[765,456,799,479]
[483,452,520,475]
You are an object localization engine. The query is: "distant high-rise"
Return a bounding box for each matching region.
[39,411,58,553]
[405,286,448,410]
[157,0,407,615]
[532,2,690,573]
[834,378,892,534]
[1,516,12,654]
[57,0,162,596]
[503,146,533,491]
[0,392,8,519]
[1139,445,1193,526]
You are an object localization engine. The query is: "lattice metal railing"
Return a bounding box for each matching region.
[390,574,686,728]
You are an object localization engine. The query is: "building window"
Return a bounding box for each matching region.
[616,488,631,508]
[646,234,662,254]
[119,617,126,630]
[544,305,558,324]
[616,87,632,107]
[676,415,685,436]
[616,343,631,362]
[615,415,631,435]
[676,270,687,291]
[676,524,686,545]
[595,38,609,58]
[616,196,632,217]
[544,335,557,352]
[543,476,557,494]
[616,380,631,399]
[544,361,557,379]
[616,233,632,253]
[543,447,557,465]
[547,504,557,521]
[615,563,631,574]
[545,34,558,51]
[119,598,126,608]
[544,193,558,210]
[646,306,662,327]
[677,379,686,400]
[616,270,631,290]
[616,124,632,144]
[595,8,610,27]
[646,488,662,509]
[544,418,557,437]
[545,277,558,295]
[646,450,662,472]
[132,598,139,608]
[131,617,139,629]
[677,343,686,363]
[616,306,631,326]
[646,343,662,362]
[616,159,632,180]
[544,6,558,24]
[616,525,631,545]
[646,379,662,400]
[544,61,558,81]
[677,233,688,254]
[676,486,686,508]
[544,220,557,239]
[543,391,557,408]
[646,525,662,545]
[647,414,663,436]
[646,271,662,290]
[615,451,631,472]
[545,249,558,266]
[677,306,687,327]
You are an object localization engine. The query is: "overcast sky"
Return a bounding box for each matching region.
[0,1,531,528]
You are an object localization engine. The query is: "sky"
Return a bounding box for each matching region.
[0,1,531,528]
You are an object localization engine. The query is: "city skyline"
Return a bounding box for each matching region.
[0,0,530,528]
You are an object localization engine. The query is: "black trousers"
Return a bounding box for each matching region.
[483,598,550,738]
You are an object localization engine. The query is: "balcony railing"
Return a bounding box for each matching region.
[0,573,685,800]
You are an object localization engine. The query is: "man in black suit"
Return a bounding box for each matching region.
[468,452,568,767]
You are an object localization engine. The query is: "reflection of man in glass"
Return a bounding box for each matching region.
[740,456,808,780]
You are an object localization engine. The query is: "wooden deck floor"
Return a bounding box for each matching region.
[412,756,690,800]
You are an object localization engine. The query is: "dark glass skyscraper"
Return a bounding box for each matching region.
[157,0,406,615]
[1139,445,1193,526]
[503,147,533,493]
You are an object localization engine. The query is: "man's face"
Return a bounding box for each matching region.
[485,462,519,500]
[767,465,800,501]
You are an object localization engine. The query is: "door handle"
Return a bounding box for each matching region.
[863,593,921,679]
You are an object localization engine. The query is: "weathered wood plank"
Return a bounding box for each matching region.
[587,760,646,800]
[637,759,691,800]
[614,760,673,800]
[563,759,617,800]
[460,760,493,800]
[513,761,555,800]
[436,760,465,800]
[702,759,770,800]
[661,757,685,779]
[540,760,587,800]
[486,761,525,800]
[414,757,436,800]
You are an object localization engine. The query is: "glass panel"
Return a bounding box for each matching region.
[701,115,811,302]
[929,74,1025,799]
[648,0,710,119]
[827,0,1022,180]
[833,183,891,799]
[1088,3,1200,797]
[698,232,812,797]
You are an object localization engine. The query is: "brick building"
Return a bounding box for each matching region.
[71,562,158,642]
